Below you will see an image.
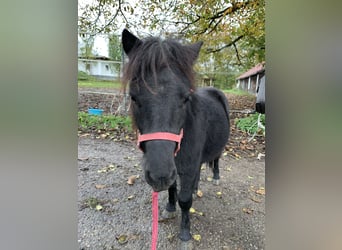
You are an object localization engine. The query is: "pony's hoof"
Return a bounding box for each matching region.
[161,209,177,219]
[178,239,194,250]
[213,179,220,185]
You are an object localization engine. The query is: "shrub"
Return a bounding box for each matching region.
[236,113,265,135]
[78,112,132,132]
[78,71,90,81]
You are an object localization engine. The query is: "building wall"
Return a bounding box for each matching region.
[237,72,265,94]
[78,59,121,80]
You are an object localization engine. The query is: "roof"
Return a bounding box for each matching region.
[78,55,112,61]
[236,62,265,80]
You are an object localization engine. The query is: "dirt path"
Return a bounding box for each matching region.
[78,137,265,250]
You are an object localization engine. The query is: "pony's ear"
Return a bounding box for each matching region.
[186,41,203,63]
[122,29,142,56]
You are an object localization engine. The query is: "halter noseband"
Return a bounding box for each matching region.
[137,129,184,156]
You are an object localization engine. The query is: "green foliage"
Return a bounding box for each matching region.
[78,71,96,81]
[78,80,122,89]
[224,88,254,96]
[108,34,122,73]
[78,0,265,74]
[79,34,95,58]
[78,112,132,132]
[236,113,265,135]
[108,34,122,61]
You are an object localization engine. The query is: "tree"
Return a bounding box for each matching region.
[78,33,95,58]
[79,0,265,85]
[108,34,122,61]
[108,33,122,73]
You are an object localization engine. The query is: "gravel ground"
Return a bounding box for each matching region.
[78,137,265,250]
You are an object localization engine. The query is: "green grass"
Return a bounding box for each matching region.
[78,80,122,89]
[223,88,254,96]
[78,111,132,132]
[78,70,122,89]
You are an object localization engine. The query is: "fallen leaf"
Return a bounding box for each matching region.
[97,164,116,173]
[257,153,265,160]
[242,207,253,214]
[167,233,176,241]
[127,195,134,200]
[255,187,265,195]
[100,134,107,139]
[248,175,254,179]
[95,184,107,189]
[193,234,201,241]
[116,234,128,245]
[250,197,262,203]
[189,207,196,214]
[196,211,204,216]
[207,177,213,182]
[86,197,100,209]
[79,133,90,138]
[196,190,203,198]
[95,204,103,211]
[225,166,232,171]
[78,157,89,161]
[127,175,137,185]
[216,191,222,198]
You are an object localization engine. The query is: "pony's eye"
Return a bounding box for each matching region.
[131,96,142,108]
[183,94,191,104]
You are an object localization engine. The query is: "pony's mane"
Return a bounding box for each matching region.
[122,37,197,91]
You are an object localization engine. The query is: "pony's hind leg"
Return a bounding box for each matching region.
[212,158,220,185]
[161,180,177,219]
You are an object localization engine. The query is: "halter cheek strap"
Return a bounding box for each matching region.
[137,129,184,156]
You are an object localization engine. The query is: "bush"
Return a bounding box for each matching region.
[236,113,265,135]
[78,71,90,81]
[78,112,132,132]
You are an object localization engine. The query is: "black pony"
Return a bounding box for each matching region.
[122,29,230,245]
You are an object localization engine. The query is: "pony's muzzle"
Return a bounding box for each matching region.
[145,168,177,192]
[142,140,179,191]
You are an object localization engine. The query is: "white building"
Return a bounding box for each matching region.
[78,56,121,80]
[78,34,121,80]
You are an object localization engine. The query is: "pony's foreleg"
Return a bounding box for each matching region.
[193,168,200,194]
[178,187,193,242]
[166,180,177,212]
[161,180,177,219]
[212,158,220,185]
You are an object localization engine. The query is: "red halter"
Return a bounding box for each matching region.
[137,129,184,156]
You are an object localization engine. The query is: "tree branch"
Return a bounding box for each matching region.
[233,42,242,65]
[206,35,244,53]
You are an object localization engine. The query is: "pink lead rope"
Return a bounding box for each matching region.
[137,129,184,249]
[151,191,159,250]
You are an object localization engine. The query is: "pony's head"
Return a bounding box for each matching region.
[122,29,202,191]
